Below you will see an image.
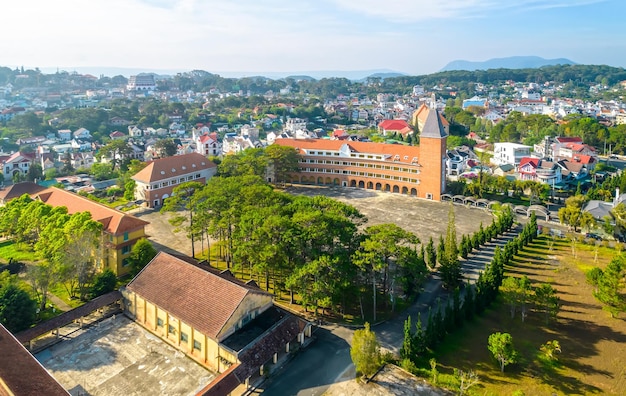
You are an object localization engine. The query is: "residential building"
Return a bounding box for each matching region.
[57,129,72,141]
[1,151,35,179]
[73,128,91,140]
[273,107,448,200]
[377,119,413,138]
[492,142,531,166]
[517,157,562,185]
[126,74,156,91]
[122,252,310,394]
[193,129,221,156]
[131,152,217,208]
[284,118,307,133]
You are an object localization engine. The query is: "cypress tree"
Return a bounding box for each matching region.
[401,316,414,360]
[464,283,475,321]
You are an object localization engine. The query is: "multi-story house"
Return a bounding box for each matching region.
[492,142,531,166]
[131,152,217,208]
[1,151,35,179]
[517,157,562,185]
[273,107,448,200]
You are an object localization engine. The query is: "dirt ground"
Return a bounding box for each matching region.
[434,236,626,395]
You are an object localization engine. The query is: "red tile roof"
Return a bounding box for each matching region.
[519,157,539,168]
[0,182,45,203]
[126,252,272,340]
[0,324,69,396]
[274,138,421,165]
[32,187,149,235]
[378,119,411,131]
[555,136,583,144]
[132,153,216,183]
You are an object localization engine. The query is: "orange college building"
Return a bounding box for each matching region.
[274,107,448,200]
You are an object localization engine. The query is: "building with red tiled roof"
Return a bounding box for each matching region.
[274,107,448,200]
[122,252,310,393]
[30,187,149,276]
[377,119,413,137]
[0,182,45,206]
[0,324,69,396]
[131,153,217,208]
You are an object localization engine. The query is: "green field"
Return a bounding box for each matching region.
[428,235,626,395]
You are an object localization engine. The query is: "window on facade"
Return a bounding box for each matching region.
[195,173,201,179]
[181,332,189,343]
[123,232,129,241]
[168,324,176,334]
[193,340,201,351]
[122,245,130,255]
[157,318,164,327]
[122,258,130,267]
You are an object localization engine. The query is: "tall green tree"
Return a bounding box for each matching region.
[440,205,462,289]
[593,256,626,317]
[265,144,301,185]
[161,181,204,258]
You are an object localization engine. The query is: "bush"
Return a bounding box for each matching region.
[400,358,418,374]
[91,269,117,297]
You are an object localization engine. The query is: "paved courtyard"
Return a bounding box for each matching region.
[285,186,494,243]
[36,316,215,396]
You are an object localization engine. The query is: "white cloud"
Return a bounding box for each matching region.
[329,0,606,22]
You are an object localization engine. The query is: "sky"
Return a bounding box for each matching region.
[1,0,625,77]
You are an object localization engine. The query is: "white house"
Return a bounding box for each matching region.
[73,128,91,140]
[57,129,72,141]
[492,142,532,166]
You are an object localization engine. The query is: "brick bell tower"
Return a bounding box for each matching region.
[417,107,448,200]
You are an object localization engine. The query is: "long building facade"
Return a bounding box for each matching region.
[274,107,448,200]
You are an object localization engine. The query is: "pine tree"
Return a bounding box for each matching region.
[414,312,426,355]
[464,283,475,321]
[401,316,414,360]
[426,237,437,269]
[440,205,462,289]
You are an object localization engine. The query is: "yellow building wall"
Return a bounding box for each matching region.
[121,289,232,373]
[105,228,147,276]
[218,294,273,341]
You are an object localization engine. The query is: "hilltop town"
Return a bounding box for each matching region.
[1,64,626,396]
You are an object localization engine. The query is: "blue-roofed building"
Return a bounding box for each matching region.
[462,96,488,110]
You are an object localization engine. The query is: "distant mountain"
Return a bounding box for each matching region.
[36,66,405,81]
[440,56,577,72]
[285,75,317,82]
[363,72,406,80]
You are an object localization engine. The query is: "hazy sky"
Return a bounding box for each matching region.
[2,0,624,76]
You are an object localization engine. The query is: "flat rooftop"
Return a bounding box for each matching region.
[36,315,215,396]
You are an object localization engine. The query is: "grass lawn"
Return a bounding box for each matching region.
[48,283,85,309]
[427,235,626,395]
[0,240,41,263]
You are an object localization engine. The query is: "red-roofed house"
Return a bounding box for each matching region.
[377,119,413,137]
[195,132,221,156]
[1,151,35,179]
[132,153,217,208]
[517,158,562,184]
[332,129,349,140]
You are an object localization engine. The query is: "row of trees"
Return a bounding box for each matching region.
[400,214,555,369]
